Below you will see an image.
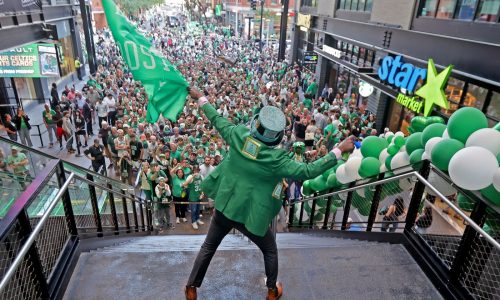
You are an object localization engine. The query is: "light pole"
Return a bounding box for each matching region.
[278,0,289,61]
[259,0,264,52]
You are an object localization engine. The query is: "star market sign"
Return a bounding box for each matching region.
[378,55,453,116]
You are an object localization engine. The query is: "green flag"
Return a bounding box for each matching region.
[102,0,188,123]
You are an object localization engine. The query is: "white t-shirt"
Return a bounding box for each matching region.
[199,164,215,179]
[96,102,109,117]
[103,97,116,112]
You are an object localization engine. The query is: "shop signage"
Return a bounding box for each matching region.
[0,0,42,16]
[303,51,318,64]
[297,13,311,28]
[378,55,453,116]
[359,81,374,97]
[322,45,341,58]
[0,43,59,78]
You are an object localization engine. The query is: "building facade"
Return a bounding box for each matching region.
[222,0,296,39]
[0,0,88,114]
[292,0,500,134]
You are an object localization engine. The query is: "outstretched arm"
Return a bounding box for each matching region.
[189,87,236,142]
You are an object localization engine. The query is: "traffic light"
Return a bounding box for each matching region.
[251,0,257,10]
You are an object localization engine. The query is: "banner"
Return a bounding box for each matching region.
[0,43,59,78]
[0,0,42,16]
[102,0,188,123]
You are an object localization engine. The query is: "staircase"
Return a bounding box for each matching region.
[63,233,442,300]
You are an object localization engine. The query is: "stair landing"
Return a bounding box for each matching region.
[63,234,442,300]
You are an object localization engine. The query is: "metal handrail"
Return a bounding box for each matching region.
[414,172,500,251]
[71,173,148,205]
[0,172,75,292]
[288,169,500,251]
[290,170,416,205]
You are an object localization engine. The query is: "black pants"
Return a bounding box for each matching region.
[173,195,187,218]
[187,210,278,289]
[108,111,116,126]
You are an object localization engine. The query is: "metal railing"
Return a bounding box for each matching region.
[0,140,154,299]
[287,160,500,299]
[0,173,74,293]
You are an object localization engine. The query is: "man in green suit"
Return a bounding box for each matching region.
[185,88,354,300]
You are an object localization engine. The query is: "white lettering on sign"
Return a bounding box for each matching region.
[322,45,341,58]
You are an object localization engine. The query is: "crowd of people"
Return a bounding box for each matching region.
[2,12,379,231]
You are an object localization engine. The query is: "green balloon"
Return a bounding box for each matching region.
[361,136,389,158]
[394,136,405,147]
[480,185,500,206]
[327,173,340,188]
[387,135,394,143]
[333,160,345,171]
[302,180,313,195]
[358,200,372,216]
[310,176,328,192]
[409,149,425,164]
[421,123,447,146]
[447,107,488,144]
[358,157,381,178]
[385,155,394,170]
[430,139,464,171]
[405,132,424,155]
[457,194,475,212]
[410,116,427,133]
[387,144,399,156]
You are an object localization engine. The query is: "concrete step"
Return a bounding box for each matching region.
[93,233,377,253]
[64,243,441,300]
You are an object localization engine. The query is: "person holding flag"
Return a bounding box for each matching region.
[184,87,355,300]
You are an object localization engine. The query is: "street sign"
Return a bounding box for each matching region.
[303,51,318,64]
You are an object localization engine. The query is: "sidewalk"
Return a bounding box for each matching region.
[22,64,104,171]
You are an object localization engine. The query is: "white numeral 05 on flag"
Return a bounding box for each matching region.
[123,41,160,71]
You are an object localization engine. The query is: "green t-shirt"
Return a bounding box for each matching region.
[20,118,27,129]
[42,109,56,124]
[172,175,187,198]
[323,124,336,142]
[303,98,312,110]
[188,174,203,201]
[7,153,29,174]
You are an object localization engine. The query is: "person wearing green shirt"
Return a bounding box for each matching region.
[170,165,188,224]
[42,104,57,148]
[7,146,30,189]
[305,80,318,97]
[302,97,312,111]
[182,165,205,229]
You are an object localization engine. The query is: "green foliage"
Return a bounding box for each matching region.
[116,0,163,16]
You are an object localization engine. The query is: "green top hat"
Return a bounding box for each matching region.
[250,106,285,146]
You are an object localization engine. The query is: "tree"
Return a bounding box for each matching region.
[116,0,163,16]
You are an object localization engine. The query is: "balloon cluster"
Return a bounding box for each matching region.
[302,107,500,208]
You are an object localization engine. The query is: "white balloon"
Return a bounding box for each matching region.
[426,172,456,197]
[338,192,348,201]
[391,151,411,171]
[492,169,500,192]
[379,149,389,165]
[379,134,385,138]
[385,131,394,139]
[345,156,362,178]
[425,137,443,155]
[380,164,388,173]
[395,131,405,138]
[466,128,500,156]
[399,145,406,153]
[399,178,413,191]
[350,148,363,158]
[422,151,430,160]
[336,165,356,184]
[449,147,498,191]
[442,129,450,140]
[356,188,366,198]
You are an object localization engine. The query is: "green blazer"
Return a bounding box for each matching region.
[201,103,338,236]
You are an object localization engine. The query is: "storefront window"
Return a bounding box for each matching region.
[401,107,416,135]
[421,0,439,16]
[456,0,478,20]
[437,0,458,19]
[486,91,500,125]
[388,100,403,132]
[465,83,488,110]
[358,0,366,10]
[351,45,359,65]
[339,0,346,9]
[475,0,500,22]
[13,78,37,100]
[351,0,359,10]
[443,77,465,116]
[54,20,76,78]
[344,0,352,10]
[365,0,373,11]
[366,49,374,67]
